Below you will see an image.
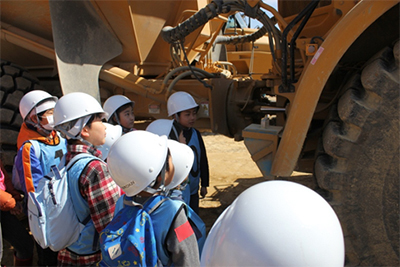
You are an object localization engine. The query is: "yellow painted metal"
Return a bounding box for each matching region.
[0,22,54,60]
[271,0,399,177]
[243,124,283,178]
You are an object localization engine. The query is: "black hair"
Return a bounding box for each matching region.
[86,113,104,128]
[165,149,171,172]
[37,111,46,120]
[150,149,171,189]
[175,106,199,117]
[156,149,171,178]
[34,99,54,120]
[65,113,103,145]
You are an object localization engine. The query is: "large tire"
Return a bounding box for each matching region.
[314,41,399,266]
[0,61,51,173]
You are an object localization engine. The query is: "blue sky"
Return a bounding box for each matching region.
[264,0,278,9]
[250,0,278,28]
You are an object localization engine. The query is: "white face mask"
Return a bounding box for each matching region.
[42,115,55,130]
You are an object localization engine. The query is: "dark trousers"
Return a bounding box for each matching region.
[35,241,58,266]
[190,192,199,214]
[1,211,34,259]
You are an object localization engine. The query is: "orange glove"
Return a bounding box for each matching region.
[0,189,16,211]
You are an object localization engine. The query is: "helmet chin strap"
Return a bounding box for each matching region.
[111,113,131,134]
[174,114,180,124]
[57,115,93,147]
[25,115,52,136]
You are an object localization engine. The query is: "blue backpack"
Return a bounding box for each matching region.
[27,153,99,252]
[99,196,159,267]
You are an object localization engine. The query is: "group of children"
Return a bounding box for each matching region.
[2,89,209,266]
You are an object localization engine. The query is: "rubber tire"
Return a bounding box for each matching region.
[314,41,399,266]
[0,61,48,173]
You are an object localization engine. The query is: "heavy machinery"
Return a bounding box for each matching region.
[1,0,398,265]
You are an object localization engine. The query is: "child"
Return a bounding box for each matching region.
[53,92,120,266]
[15,90,67,194]
[97,123,122,161]
[146,119,189,202]
[14,90,67,266]
[108,130,200,266]
[103,95,135,133]
[167,91,210,214]
[0,159,34,266]
[146,121,207,255]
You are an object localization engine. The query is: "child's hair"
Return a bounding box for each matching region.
[86,113,104,128]
[156,149,171,178]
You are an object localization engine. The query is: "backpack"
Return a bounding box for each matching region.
[12,140,40,192]
[99,195,159,267]
[27,153,98,252]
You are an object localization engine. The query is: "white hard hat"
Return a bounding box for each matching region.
[19,90,58,120]
[146,119,174,137]
[167,91,198,117]
[200,180,345,267]
[53,92,106,138]
[165,139,194,190]
[103,95,134,122]
[107,131,169,197]
[98,123,123,160]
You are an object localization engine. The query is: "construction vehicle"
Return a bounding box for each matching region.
[1,0,398,265]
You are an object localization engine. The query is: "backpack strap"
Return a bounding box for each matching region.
[67,153,104,252]
[65,153,99,171]
[146,197,168,215]
[66,153,102,224]
[26,140,41,159]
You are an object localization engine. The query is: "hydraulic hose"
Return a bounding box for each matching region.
[213,26,268,45]
[161,0,232,44]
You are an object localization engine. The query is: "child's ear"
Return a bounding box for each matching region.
[80,126,90,138]
[30,114,39,123]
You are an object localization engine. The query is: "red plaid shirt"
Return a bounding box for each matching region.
[57,144,120,266]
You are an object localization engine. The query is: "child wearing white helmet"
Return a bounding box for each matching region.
[97,123,123,161]
[146,119,189,201]
[146,120,207,256]
[167,91,210,214]
[103,95,135,133]
[53,92,120,266]
[108,130,200,266]
[14,90,66,266]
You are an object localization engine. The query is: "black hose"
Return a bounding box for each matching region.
[280,0,320,92]
[161,1,227,44]
[290,1,318,83]
[213,26,268,45]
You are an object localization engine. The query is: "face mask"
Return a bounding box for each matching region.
[42,115,55,130]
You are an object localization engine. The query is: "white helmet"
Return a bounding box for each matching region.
[146,119,174,137]
[54,92,106,139]
[146,120,193,190]
[201,181,345,267]
[167,91,198,117]
[107,131,169,197]
[19,90,58,120]
[165,139,194,190]
[98,123,123,160]
[103,95,134,122]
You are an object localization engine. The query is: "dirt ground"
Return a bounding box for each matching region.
[198,132,316,233]
[2,132,315,266]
